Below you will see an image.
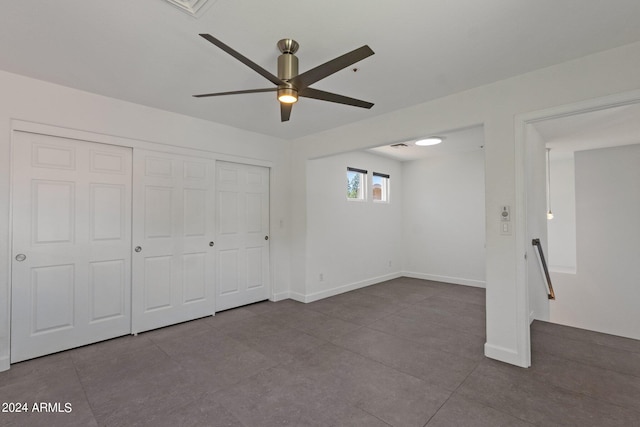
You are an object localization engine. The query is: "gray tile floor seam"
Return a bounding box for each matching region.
[329,326,480,393]
[532,328,640,379]
[356,407,395,427]
[529,345,640,414]
[532,320,640,355]
[421,391,459,427]
[68,355,100,427]
[428,362,537,427]
[457,358,640,426]
[421,343,503,427]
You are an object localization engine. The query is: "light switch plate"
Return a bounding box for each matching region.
[500,221,511,235]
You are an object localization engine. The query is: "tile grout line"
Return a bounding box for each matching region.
[68,354,100,426]
[529,349,640,415]
[533,329,640,379]
[421,359,535,427]
[420,355,487,427]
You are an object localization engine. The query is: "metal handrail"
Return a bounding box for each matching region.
[532,238,556,300]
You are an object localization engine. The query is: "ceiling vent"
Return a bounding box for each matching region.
[162,0,217,17]
[390,143,408,148]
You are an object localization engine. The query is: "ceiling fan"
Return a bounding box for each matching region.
[193,34,375,122]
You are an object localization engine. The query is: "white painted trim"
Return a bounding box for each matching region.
[549,265,577,274]
[292,273,402,303]
[288,292,307,303]
[10,119,274,168]
[271,291,290,302]
[0,356,9,372]
[518,89,640,124]
[514,115,532,369]
[514,88,640,370]
[3,129,16,370]
[484,343,529,368]
[402,271,486,288]
[277,273,483,304]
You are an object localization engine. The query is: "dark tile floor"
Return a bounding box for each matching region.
[1,277,639,426]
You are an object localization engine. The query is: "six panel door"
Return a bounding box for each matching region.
[11,132,133,362]
[216,161,270,311]
[11,135,268,362]
[131,150,216,333]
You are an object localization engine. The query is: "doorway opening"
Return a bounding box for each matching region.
[520,92,640,350]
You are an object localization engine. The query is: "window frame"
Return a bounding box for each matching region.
[372,171,390,203]
[346,167,368,201]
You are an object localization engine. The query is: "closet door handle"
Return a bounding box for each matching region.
[134,246,142,253]
[15,254,26,262]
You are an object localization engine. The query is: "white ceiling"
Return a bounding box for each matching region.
[534,103,640,153]
[2,1,640,140]
[368,125,484,161]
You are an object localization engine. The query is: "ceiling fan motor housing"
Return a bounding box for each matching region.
[277,39,299,102]
[277,39,299,82]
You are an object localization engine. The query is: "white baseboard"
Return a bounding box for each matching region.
[0,355,9,372]
[484,343,529,368]
[401,271,486,288]
[271,291,290,302]
[288,291,307,303]
[549,265,577,274]
[295,272,402,304]
[273,272,483,304]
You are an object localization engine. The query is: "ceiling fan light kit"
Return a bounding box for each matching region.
[277,87,298,104]
[194,34,375,122]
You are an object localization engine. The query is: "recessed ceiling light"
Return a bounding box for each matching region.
[415,137,444,146]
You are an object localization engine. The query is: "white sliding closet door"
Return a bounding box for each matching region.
[11,132,132,362]
[132,150,215,333]
[216,161,270,311]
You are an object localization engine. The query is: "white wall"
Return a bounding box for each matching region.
[304,147,486,301]
[547,151,577,273]
[0,70,292,371]
[550,144,640,340]
[302,151,403,301]
[290,41,640,367]
[402,149,485,287]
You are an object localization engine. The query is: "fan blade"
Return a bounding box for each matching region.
[280,103,292,122]
[193,88,277,98]
[290,45,374,90]
[299,87,374,109]
[199,34,283,86]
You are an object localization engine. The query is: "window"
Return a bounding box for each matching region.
[372,172,390,202]
[347,167,367,200]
